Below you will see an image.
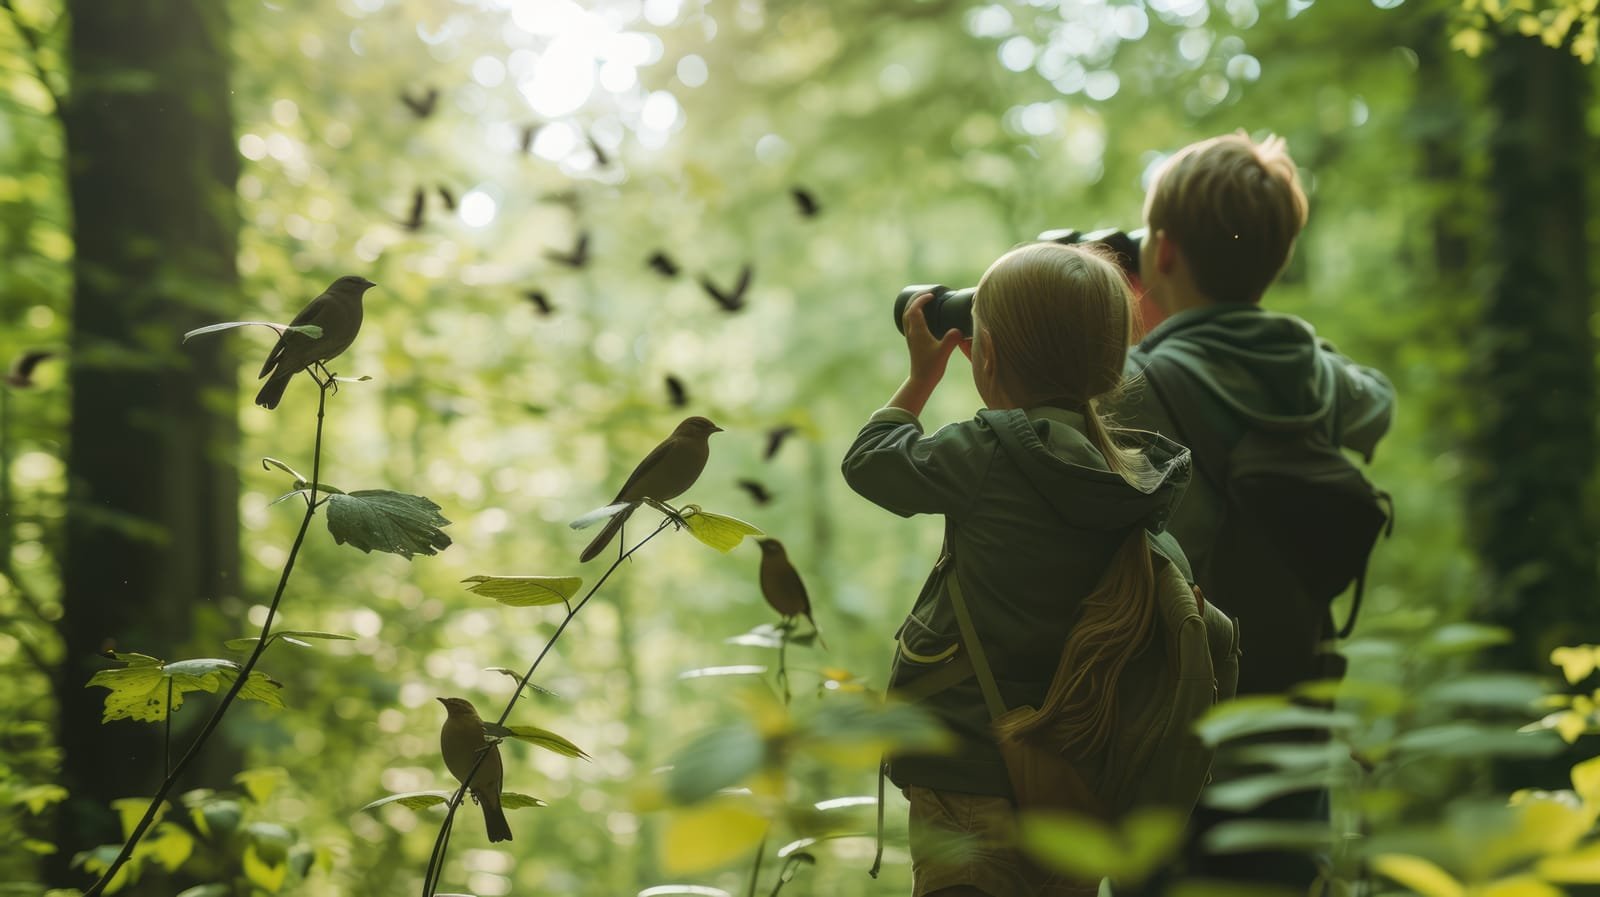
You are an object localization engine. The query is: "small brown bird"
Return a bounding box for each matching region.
[578,416,722,563]
[401,86,439,119]
[791,187,820,218]
[438,697,513,843]
[255,275,375,410]
[664,374,688,409]
[757,538,825,647]
[523,290,554,316]
[763,424,798,461]
[646,251,680,278]
[545,232,590,268]
[736,478,772,505]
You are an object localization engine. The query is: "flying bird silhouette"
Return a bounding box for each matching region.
[665,374,688,409]
[791,187,820,218]
[763,425,798,461]
[736,479,773,506]
[700,264,752,312]
[647,251,680,278]
[585,131,610,167]
[401,187,426,231]
[437,185,457,212]
[545,232,590,268]
[400,86,439,119]
[523,290,554,316]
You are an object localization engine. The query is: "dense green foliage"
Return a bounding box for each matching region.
[2,0,1600,895]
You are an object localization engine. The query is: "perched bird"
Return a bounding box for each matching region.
[736,478,773,506]
[545,232,590,268]
[646,251,680,278]
[700,264,752,312]
[763,424,797,461]
[523,290,554,316]
[401,86,439,119]
[437,185,457,212]
[577,416,722,563]
[5,349,54,388]
[757,538,826,647]
[255,275,375,410]
[664,374,687,409]
[791,187,820,218]
[437,697,513,843]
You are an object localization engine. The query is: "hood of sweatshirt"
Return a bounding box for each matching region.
[978,406,1190,535]
[1134,303,1338,426]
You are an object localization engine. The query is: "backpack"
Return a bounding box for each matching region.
[1142,360,1393,641]
[946,539,1241,819]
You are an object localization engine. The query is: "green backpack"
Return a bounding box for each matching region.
[945,540,1241,818]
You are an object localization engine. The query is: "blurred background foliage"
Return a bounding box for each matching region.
[2,0,1599,894]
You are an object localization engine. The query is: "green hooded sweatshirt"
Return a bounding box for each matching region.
[1115,304,1395,604]
[842,405,1192,797]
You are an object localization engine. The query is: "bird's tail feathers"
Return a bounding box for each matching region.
[579,504,635,563]
[479,792,513,842]
[254,371,293,410]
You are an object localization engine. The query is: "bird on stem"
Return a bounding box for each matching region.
[577,416,722,563]
[255,275,375,410]
[758,538,826,647]
[437,697,513,843]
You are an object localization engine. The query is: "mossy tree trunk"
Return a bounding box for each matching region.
[49,1,241,884]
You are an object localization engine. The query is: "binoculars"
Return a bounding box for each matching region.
[893,227,1145,337]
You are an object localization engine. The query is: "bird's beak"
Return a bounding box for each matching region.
[711,425,724,433]
[362,278,378,288]
[436,697,448,707]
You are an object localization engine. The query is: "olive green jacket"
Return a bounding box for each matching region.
[842,405,1192,796]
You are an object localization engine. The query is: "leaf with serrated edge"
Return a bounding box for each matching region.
[679,505,764,553]
[483,723,590,759]
[325,489,452,559]
[462,575,582,607]
[89,655,284,722]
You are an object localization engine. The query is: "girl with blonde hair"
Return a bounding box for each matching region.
[843,242,1193,896]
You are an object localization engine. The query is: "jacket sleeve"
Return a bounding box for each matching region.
[840,407,990,518]
[1319,341,1395,463]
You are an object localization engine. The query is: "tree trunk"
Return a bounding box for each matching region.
[49,1,241,884]
[1474,32,1599,788]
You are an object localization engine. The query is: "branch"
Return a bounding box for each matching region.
[420,516,677,897]
[83,378,336,897]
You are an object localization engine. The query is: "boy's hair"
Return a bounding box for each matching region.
[1144,131,1309,304]
[975,242,1161,755]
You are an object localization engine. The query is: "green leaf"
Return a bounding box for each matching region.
[1019,807,1183,883]
[325,489,452,559]
[260,456,308,483]
[1202,820,1332,855]
[111,797,165,840]
[484,668,561,698]
[1371,853,1466,897]
[483,722,590,759]
[661,796,769,874]
[666,722,767,804]
[360,791,453,813]
[1416,622,1513,656]
[795,698,952,767]
[1202,768,1333,812]
[1193,697,1356,746]
[500,792,547,810]
[224,630,356,651]
[679,505,765,553]
[175,885,231,897]
[1390,723,1564,760]
[462,575,582,607]
[678,664,769,680]
[182,320,322,343]
[87,653,284,722]
[1419,673,1548,712]
[14,783,68,814]
[134,821,194,873]
[189,799,243,838]
[726,623,788,649]
[234,767,288,804]
[242,842,287,893]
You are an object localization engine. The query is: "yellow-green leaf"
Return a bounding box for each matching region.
[1451,27,1487,57]
[359,790,452,813]
[242,842,288,893]
[679,505,765,553]
[88,654,284,722]
[485,722,590,759]
[1371,853,1465,897]
[15,783,68,815]
[461,575,582,607]
[1550,646,1600,684]
[234,767,288,804]
[1476,876,1565,897]
[135,821,194,873]
[1539,842,1600,884]
[1018,811,1123,880]
[500,792,547,810]
[660,796,769,874]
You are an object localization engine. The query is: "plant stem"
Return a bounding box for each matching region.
[420,516,676,897]
[83,378,334,897]
[745,832,768,897]
[777,634,791,706]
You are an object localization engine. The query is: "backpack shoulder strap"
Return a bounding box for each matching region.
[1139,357,1232,495]
[946,550,1008,721]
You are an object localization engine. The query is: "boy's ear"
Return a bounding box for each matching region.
[1155,229,1179,273]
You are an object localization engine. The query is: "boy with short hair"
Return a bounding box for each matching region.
[1114,132,1395,891]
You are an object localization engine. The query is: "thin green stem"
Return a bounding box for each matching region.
[745,832,768,897]
[83,378,334,897]
[776,635,791,706]
[420,516,676,897]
